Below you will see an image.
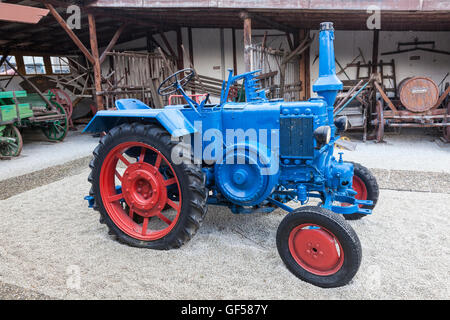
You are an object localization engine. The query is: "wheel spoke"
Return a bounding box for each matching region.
[167,199,180,212]
[117,153,131,167]
[164,178,176,186]
[154,154,162,169]
[142,217,149,235]
[139,147,146,163]
[107,193,123,203]
[129,208,134,219]
[156,212,172,225]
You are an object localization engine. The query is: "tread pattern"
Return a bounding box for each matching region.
[88,123,208,250]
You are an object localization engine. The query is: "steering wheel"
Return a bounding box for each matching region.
[157,68,195,96]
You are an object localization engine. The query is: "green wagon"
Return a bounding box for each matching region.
[0,90,68,158]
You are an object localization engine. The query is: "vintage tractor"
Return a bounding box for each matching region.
[84,22,379,288]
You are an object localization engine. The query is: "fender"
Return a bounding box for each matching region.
[83,99,196,137]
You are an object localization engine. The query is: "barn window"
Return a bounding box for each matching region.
[0,55,17,76]
[51,56,70,74]
[23,56,46,75]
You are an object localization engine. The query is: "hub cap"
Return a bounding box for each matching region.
[289,224,344,276]
[100,142,181,241]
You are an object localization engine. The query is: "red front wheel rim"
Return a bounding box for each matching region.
[341,175,368,208]
[288,224,344,276]
[100,142,182,241]
[352,176,368,207]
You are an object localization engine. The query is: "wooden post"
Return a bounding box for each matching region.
[371,30,379,74]
[176,27,184,71]
[368,29,380,136]
[240,11,252,73]
[188,27,194,66]
[232,28,238,75]
[297,29,311,100]
[88,13,104,110]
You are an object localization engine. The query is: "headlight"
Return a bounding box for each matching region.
[334,116,348,133]
[314,126,331,145]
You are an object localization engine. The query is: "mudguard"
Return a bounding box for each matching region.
[83,99,196,138]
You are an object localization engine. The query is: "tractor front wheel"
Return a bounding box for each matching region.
[88,123,208,249]
[276,206,362,288]
[344,162,379,221]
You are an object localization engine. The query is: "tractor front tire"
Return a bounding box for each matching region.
[277,206,362,288]
[88,123,208,250]
[344,162,379,221]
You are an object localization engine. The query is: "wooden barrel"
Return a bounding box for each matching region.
[398,77,439,113]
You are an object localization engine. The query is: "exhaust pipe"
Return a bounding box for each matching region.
[313,22,343,108]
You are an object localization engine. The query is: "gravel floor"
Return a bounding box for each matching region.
[0,169,449,300]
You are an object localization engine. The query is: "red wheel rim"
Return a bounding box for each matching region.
[352,176,368,207]
[100,142,182,241]
[341,175,368,208]
[289,224,344,276]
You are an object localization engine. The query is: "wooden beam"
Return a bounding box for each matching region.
[176,27,184,70]
[99,24,127,64]
[241,12,252,73]
[232,28,237,75]
[188,27,194,66]
[374,81,398,112]
[371,30,380,74]
[297,29,311,100]
[250,13,295,33]
[88,13,104,110]
[45,3,95,64]
[159,30,177,60]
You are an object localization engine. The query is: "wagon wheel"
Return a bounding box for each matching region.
[41,103,68,142]
[48,89,74,129]
[444,101,450,142]
[375,100,385,143]
[0,125,23,158]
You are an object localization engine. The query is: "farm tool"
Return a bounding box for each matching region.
[84,23,379,288]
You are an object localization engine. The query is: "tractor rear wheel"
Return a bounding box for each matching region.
[276,206,362,288]
[88,123,208,249]
[344,162,379,221]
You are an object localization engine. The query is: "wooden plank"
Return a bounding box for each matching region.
[0,3,49,24]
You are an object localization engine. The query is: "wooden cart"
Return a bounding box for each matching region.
[0,90,68,158]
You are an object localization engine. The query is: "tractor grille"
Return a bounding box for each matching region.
[280,116,314,158]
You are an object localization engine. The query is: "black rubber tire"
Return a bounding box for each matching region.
[344,162,379,221]
[276,206,362,288]
[88,122,208,250]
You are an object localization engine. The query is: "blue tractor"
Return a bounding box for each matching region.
[84,22,379,288]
